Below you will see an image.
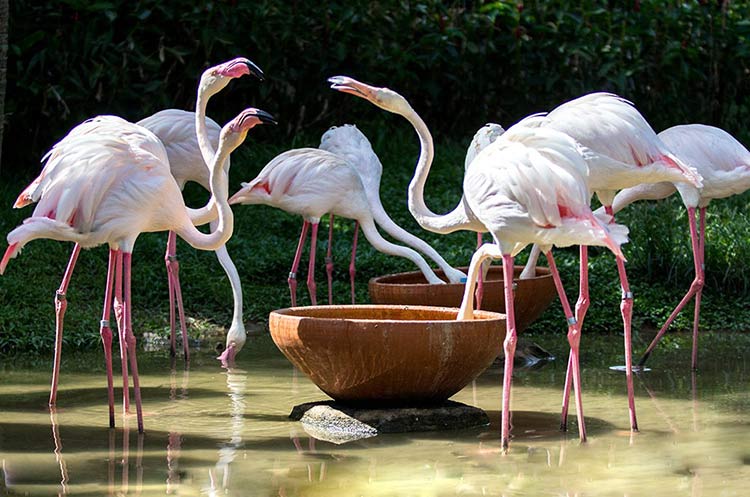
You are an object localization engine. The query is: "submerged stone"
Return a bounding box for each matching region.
[290,400,489,444]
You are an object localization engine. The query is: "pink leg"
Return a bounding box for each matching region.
[122,253,144,433]
[288,221,310,307]
[349,222,359,304]
[616,256,638,431]
[169,235,190,362]
[165,232,177,357]
[307,222,319,305]
[691,208,706,370]
[165,232,190,360]
[639,207,704,368]
[561,245,588,431]
[475,233,484,309]
[500,253,517,451]
[49,244,81,407]
[325,215,334,305]
[101,249,118,428]
[546,251,587,442]
[113,250,130,413]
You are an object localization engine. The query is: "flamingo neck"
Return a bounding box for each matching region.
[188,86,223,226]
[177,141,233,251]
[401,107,475,234]
[195,88,218,167]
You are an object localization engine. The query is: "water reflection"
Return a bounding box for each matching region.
[206,365,247,495]
[0,334,749,496]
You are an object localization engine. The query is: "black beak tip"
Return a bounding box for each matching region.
[245,61,265,81]
[257,110,277,125]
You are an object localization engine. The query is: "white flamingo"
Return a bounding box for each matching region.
[515,93,704,432]
[604,124,750,370]
[11,58,262,402]
[326,76,629,449]
[318,123,466,301]
[1,108,275,432]
[228,147,448,307]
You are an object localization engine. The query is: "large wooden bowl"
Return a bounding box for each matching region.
[269,305,505,405]
[369,266,556,333]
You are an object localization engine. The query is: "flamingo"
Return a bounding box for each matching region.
[228,148,449,307]
[603,124,750,370]
[317,124,466,303]
[1,107,275,432]
[514,93,704,432]
[11,58,261,404]
[326,76,629,449]
[138,56,263,362]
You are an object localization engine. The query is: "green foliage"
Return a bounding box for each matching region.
[1,126,749,354]
[5,1,750,174]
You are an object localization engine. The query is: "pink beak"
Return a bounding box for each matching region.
[217,343,237,366]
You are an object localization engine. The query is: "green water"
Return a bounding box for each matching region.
[0,333,748,496]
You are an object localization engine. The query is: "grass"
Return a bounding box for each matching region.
[1,121,749,353]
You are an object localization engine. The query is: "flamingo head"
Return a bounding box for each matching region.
[217,321,246,366]
[328,76,412,115]
[200,57,264,96]
[220,107,276,152]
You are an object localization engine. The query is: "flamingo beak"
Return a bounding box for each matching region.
[328,76,378,100]
[217,343,237,366]
[219,57,265,81]
[228,186,249,205]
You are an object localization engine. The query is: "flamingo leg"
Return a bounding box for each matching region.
[325,214,334,305]
[561,244,589,431]
[288,221,310,307]
[307,222,319,305]
[113,250,130,413]
[546,251,587,442]
[100,249,118,428]
[691,207,707,370]
[616,255,638,431]
[165,232,190,360]
[500,253,517,451]
[49,243,81,407]
[639,207,703,369]
[167,233,190,361]
[475,232,484,309]
[349,222,359,304]
[165,232,177,357]
[122,252,144,433]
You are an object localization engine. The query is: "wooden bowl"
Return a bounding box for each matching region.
[269,305,505,405]
[368,266,556,333]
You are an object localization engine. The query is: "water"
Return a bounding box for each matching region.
[1,333,748,496]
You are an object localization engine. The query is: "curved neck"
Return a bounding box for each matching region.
[402,107,477,234]
[196,87,218,168]
[189,85,222,226]
[176,141,234,251]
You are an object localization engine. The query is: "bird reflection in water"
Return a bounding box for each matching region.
[206,365,248,495]
[49,408,69,495]
[166,359,190,493]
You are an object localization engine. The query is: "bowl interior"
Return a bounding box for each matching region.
[273,304,502,322]
[371,265,551,286]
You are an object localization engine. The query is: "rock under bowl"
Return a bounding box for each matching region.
[369,266,555,333]
[268,305,505,405]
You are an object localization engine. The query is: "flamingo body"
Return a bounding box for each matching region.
[609,124,750,369]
